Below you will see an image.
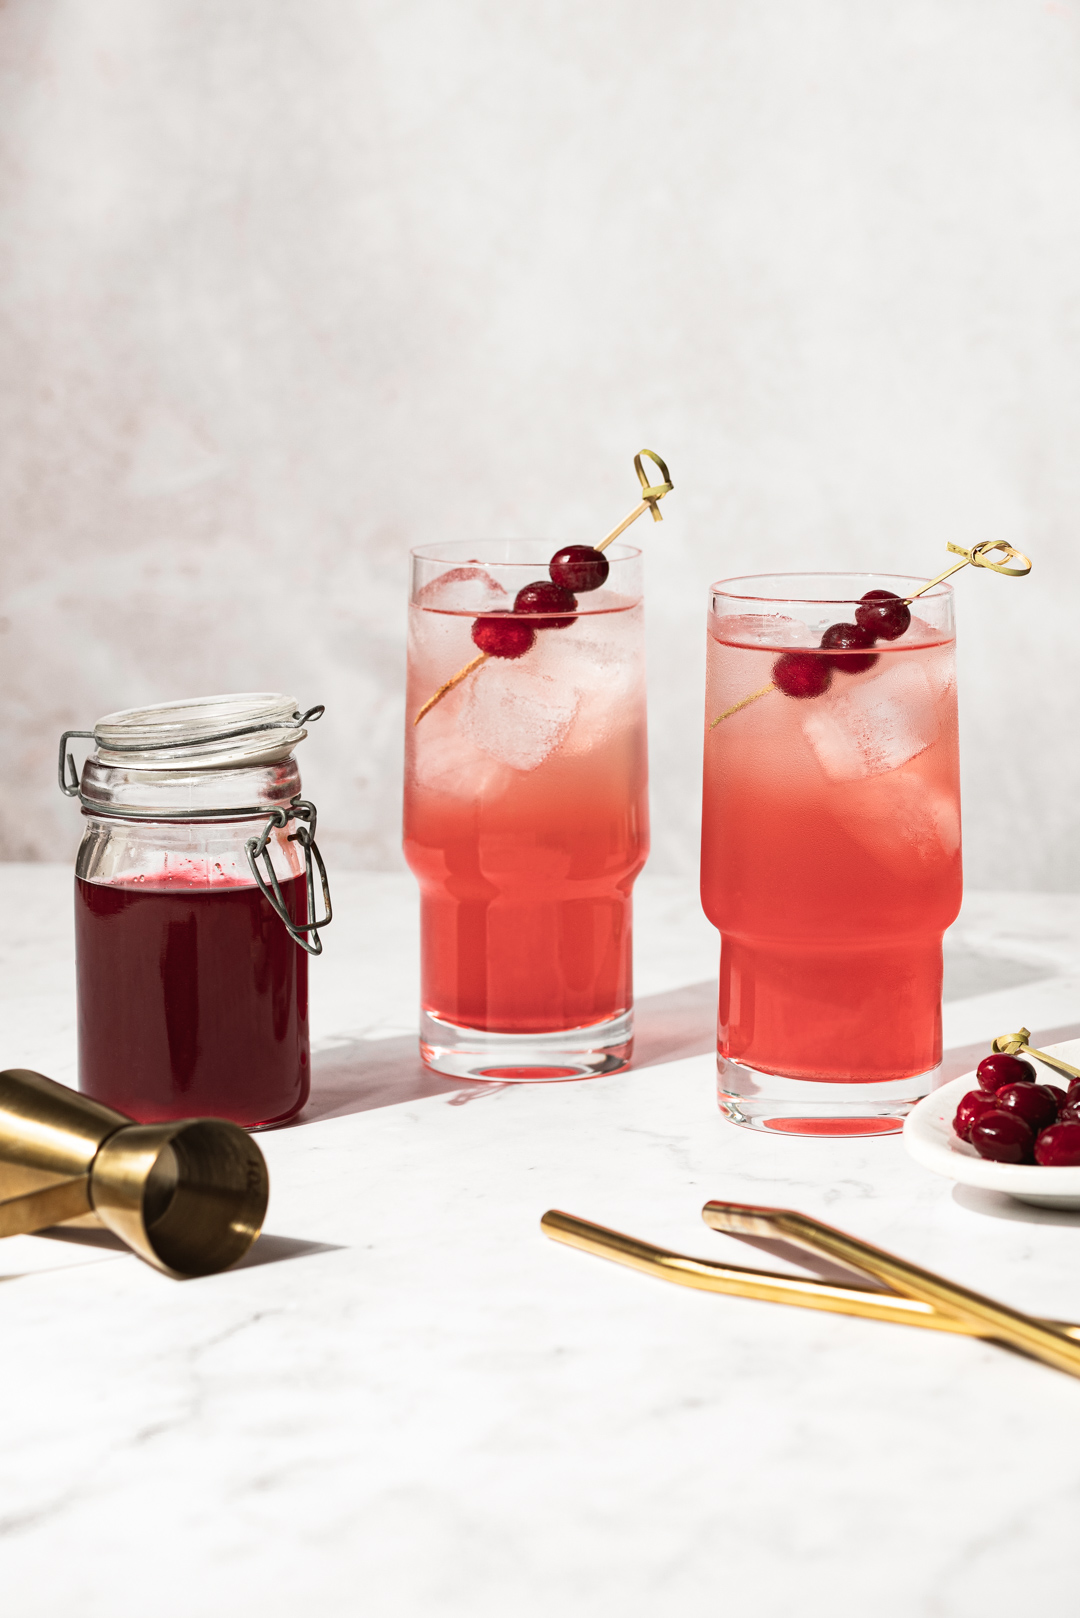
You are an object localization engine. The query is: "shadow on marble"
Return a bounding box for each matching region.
[26,1225,343,1271]
[303,982,719,1123]
[942,945,1051,1002]
[303,1034,484,1123]
[34,1224,127,1252]
[300,979,1070,1125]
[722,1231,893,1290]
[232,1233,344,1269]
[631,979,717,1068]
[953,1184,1080,1227]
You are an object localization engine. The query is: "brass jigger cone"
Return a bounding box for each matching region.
[0,1069,269,1278]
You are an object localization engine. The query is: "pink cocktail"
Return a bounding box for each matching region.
[404,542,648,1080]
[701,573,961,1134]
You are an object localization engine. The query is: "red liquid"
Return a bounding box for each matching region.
[404,601,648,1033]
[701,620,962,1082]
[75,871,309,1128]
[405,750,647,1032]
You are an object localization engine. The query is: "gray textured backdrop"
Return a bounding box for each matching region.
[1,1,1077,883]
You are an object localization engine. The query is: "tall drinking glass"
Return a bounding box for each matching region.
[404,541,648,1080]
[700,573,961,1135]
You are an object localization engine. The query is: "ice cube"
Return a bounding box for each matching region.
[460,656,579,771]
[417,566,509,613]
[717,613,820,649]
[411,728,510,798]
[839,774,961,873]
[802,660,941,781]
[530,618,627,689]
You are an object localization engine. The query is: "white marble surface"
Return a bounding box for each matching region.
[3,864,1080,1617]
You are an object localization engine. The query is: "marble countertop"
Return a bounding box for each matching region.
[3,865,1080,1618]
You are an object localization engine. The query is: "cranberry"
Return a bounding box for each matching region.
[820,621,879,673]
[996,1082,1060,1134]
[549,545,609,593]
[1056,1103,1080,1125]
[1067,1080,1080,1107]
[471,615,536,659]
[953,1088,1004,1142]
[772,651,833,699]
[976,1052,1037,1092]
[1045,1085,1068,1112]
[970,1111,1034,1164]
[1034,1121,1080,1167]
[854,589,911,642]
[513,580,577,630]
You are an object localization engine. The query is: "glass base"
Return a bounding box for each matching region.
[420,1008,633,1082]
[717,1054,938,1136]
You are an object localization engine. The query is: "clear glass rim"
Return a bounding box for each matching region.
[411,539,642,566]
[709,571,952,605]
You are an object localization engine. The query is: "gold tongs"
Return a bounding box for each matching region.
[541,1203,1080,1376]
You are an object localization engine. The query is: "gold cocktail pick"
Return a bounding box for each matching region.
[709,538,1032,729]
[542,1205,1080,1370]
[541,1209,1080,1344]
[702,1201,1080,1379]
[991,1027,1080,1084]
[413,450,673,725]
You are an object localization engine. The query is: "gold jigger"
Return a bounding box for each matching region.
[0,1069,269,1278]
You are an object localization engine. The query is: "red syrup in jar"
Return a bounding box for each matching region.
[75,868,309,1128]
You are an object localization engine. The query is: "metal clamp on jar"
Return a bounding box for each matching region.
[59,693,332,1131]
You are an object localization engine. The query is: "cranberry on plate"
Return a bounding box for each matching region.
[953,1088,1004,1143]
[976,1052,1037,1092]
[1034,1122,1080,1167]
[995,1082,1060,1135]
[969,1111,1035,1164]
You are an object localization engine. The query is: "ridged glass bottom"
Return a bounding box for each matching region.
[420,1007,633,1082]
[718,1054,938,1136]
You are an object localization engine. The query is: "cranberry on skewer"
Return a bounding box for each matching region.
[549,546,609,593]
[513,580,577,630]
[772,652,833,700]
[471,615,536,659]
[413,448,673,725]
[820,621,879,674]
[855,589,911,642]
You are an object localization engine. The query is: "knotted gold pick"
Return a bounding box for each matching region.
[709,538,1032,728]
[413,448,673,724]
[906,538,1032,602]
[597,449,673,543]
[992,1027,1080,1084]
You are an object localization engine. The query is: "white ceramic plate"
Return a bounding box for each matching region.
[903,1038,1080,1209]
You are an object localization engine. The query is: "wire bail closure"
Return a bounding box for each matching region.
[245,800,332,957]
[57,705,332,954]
